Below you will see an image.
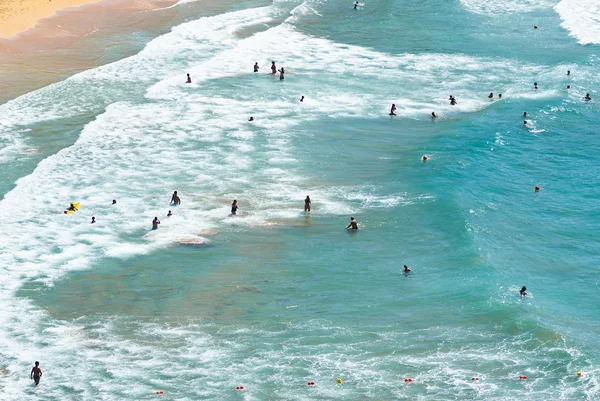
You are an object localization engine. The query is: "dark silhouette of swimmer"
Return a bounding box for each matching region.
[186,74,191,84]
[278,67,285,80]
[254,62,259,72]
[167,210,172,217]
[488,92,494,98]
[450,96,457,105]
[112,199,116,205]
[534,82,538,89]
[567,85,571,89]
[171,191,181,205]
[431,112,437,119]
[346,216,358,230]
[30,361,42,385]
[403,264,411,273]
[249,116,254,121]
[271,61,277,74]
[389,104,396,116]
[498,93,502,98]
[354,1,358,9]
[91,216,96,224]
[300,96,304,102]
[567,70,570,76]
[67,203,76,211]
[231,200,238,215]
[585,93,592,101]
[152,217,160,230]
[524,120,528,126]
[304,196,311,212]
[523,112,527,117]
[520,286,527,296]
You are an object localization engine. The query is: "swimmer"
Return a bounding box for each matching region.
[354,1,358,9]
[524,120,528,126]
[254,62,259,73]
[171,191,181,205]
[152,217,160,230]
[450,97,457,105]
[520,286,527,296]
[488,92,494,99]
[498,93,502,98]
[567,85,571,89]
[403,264,412,273]
[167,210,172,217]
[431,112,437,119]
[30,361,42,386]
[271,61,277,74]
[585,93,592,101]
[112,199,116,205]
[91,216,96,224]
[231,200,238,215]
[523,111,527,117]
[278,67,285,80]
[304,196,311,212]
[67,203,76,211]
[186,74,191,84]
[534,82,538,90]
[249,116,254,121]
[567,70,571,76]
[389,103,397,116]
[300,96,304,102]
[345,216,358,230]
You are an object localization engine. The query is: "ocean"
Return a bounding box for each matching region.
[0,0,599,399]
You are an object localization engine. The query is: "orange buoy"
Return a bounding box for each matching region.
[534,25,538,29]
[535,186,540,191]
[520,375,527,380]
[472,377,479,381]
[308,381,315,386]
[404,378,413,382]
[156,390,164,394]
[236,386,244,390]
[422,155,428,161]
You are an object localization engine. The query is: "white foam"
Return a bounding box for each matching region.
[555,0,600,45]
[461,0,555,15]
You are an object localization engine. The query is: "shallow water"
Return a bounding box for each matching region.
[0,0,599,399]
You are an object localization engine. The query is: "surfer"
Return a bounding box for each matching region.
[345,216,358,230]
[389,103,396,116]
[431,112,437,119]
[254,62,259,72]
[152,217,160,230]
[91,217,96,224]
[271,61,277,74]
[585,93,592,101]
[64,203,77,214]
[112,199,116,205]
[304,196,311,212]
[231,200,238,215]
[186,74,191,84]
[488,92,494,99]
[171,191,181,205]
[167,210,172,217]
[300,96,304,102]
[534,82,538,90]
[30,361,42,386]
[278,67,285,80]
[403,265,412,273]
[520,286,527,296]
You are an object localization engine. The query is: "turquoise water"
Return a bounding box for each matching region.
[1,0,599,399]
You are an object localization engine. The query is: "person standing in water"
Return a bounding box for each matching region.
[354,1,358,9]
[30,361,42,385]
[304,196,311,212]
[231,200,238,215]
[498,93,502,98]
[152,217,160,230]
[403,265,412,273]
[523,112,527,117]
[254,62,259,72]
[567,70,571,76]
[167,210,172,217]
[431,112,437,119]
[520,286,527,296]
[91,217,96,224]
[300,96,305,102]
[389,104,397,116]
[271,61,277,74]
[171,191,181,205]
[346,216,358,230]
[186,74,192,84]
[112,199,117,205]
[585,93,592,101]
[488,92,494,98]
[278,67,285,80]
[534,82,538,89]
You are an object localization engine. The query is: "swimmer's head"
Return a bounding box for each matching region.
[112,199,116,204]
[35,361,39,366]
[524,120,527,124]
[567,85,571,89]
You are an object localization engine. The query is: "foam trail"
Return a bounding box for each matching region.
[461,0,555,14]
[555,0,600,45]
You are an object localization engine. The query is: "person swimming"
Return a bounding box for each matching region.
[523,112,527,117]
[567,70,571,76]
[67,203,76,211]
[231,200,238,215]
[431,112,437,119]
[524,120,528,126]
[91,216,96,224]
[488,92,494,99]
[30,361,42,386]
[300,96,305,102]
[112,199,116,205]
[450,96,457,105]
[152,217,160,230]
[585,93,592,101]
[271,61,277,74]
[389,103,397,116]
[304,196,311,212]
[534,82,538,89]
[254,62,259,73]
[498,93,502,98]
[171,191,181,205]
[567,85,571,89]
[186,74,191,84]
[249,116,254,121]
[278,67,285,80]
[520,286,527,296]
[345,216,358,230]
[354,1,358,9]
[403,264,412,273]
[167,210,172,217]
